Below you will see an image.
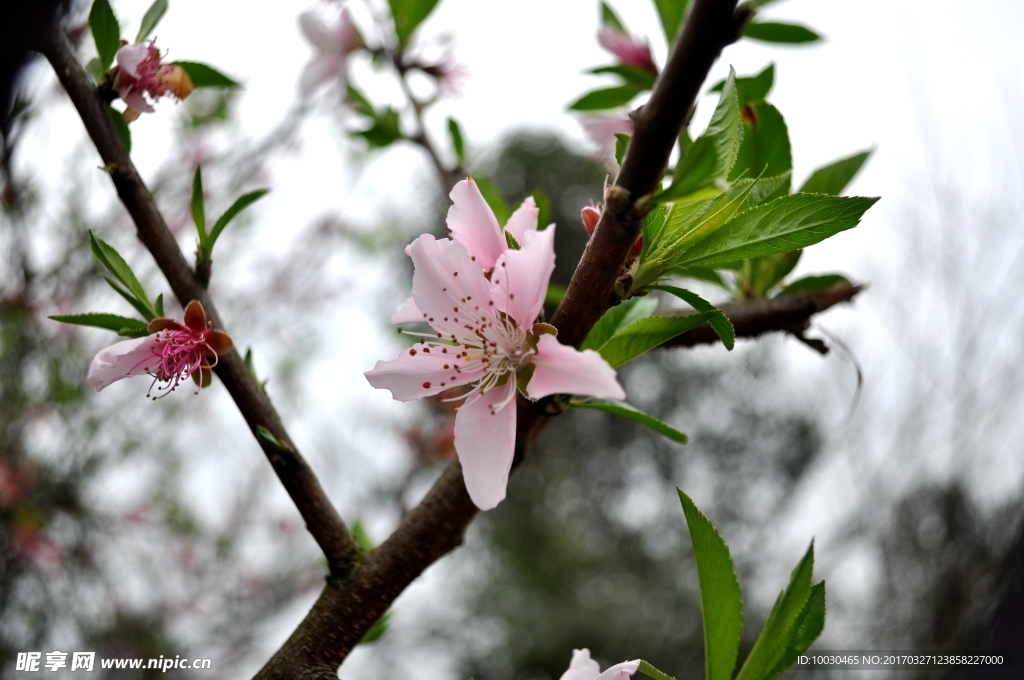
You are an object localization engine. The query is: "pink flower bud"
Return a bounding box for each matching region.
[581,205,601,236]
[598,26,658,75]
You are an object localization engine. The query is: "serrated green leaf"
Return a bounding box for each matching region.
[346,85,375,117]
[654,285,734,349]
[174,61,240,88]
[354,106,402,148]
[709,63,774,104]
[191,165,206,242]
[798,150,871,195]
[472,176,512,225]
[653,0,691,43]
[50,313,149,335]
[600,1,626,33]
[572,398,688,444]
[763,581,826,680]
[659,136,717,202]
[103,275,156,320]
[744,22,821,44]
[207,189,269,253]
[109,107,131,152]
[89,231,155,319]
[776,273,850,297]
[641,203,669,255]
[615,133,630,165]
[447,116,465,164]
[678,489,743,680]
[667,266,731,291]
[136,0,168,42]
[89,0,121,71]
[672,194,878,270]
[504,230,520,250]
[589,64,657,90]
[581,295,658,351]
[256,426,285,450]
[598,312,714,367]
[154,293,164,317]
[86,57,104,82]
[736,250,802,298]
[736,542,815,680]
[359,610,391,644]
[387,0,441,45]
[568,85,640,112]
[729,101,791,195]
[638,660,678,680]
[533,190,551,230]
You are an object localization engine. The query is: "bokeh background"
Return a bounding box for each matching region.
[2,0,1023,678]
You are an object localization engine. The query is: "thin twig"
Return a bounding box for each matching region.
[40,27,361,577]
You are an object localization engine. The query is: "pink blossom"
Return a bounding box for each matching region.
[88,300,233,397]
[298,6,363,97]
[598,26,658,75]
[366,180,625,510]
[580,117,632,159]
[113,42,193,119]
[559,649,640,680]
[420,59,470,97]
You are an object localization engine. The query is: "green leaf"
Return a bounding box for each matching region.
[615,133,630,165]
[653,0,691,43]
[654,285,734,350]
[256,426,285,450]
[346,85,376,117]
[109,107,131,152]
[597,312,715,367]
[798,150,871,195]
[735,250,802,298]
[668,266,731,291]
[447,117,466,164]
[472,176,512,225]
[353,106,402,148]
[581,295,658,351]
[504,230,521,250]
[660,137,718,202]
[672,194,878,270]
[136,0,168,42]
[572,398,688,444]
[49,313,149,336]
[568,85,640,112]
[89,231,155,319]
[86,57,104,82]
[386,0,441,45]
[678,489,743,680]
[191,165,206,243]
[154,293,164,317]
[744,22,821,44]
[776,273,850,297]
[359,610,391,644]
[710,63,774,105]
[736,542,815,680]
[729,101,792,194]
[89,0,121,71]
[533,190,551,230]
[764,581,826,680]
[208,189,269,253]
[351,519,375,550]
[589,64,657,90]
[638,660,678,680]
[600,1,626,32]
[103,275,156,320]
[174,61,240,88]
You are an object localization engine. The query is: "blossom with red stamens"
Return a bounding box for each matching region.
[598,26,658,75]
[113,41,193,120]
[88,300,232,397]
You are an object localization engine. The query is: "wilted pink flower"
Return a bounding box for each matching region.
[113,42,193,120]
[559,649,640,680]
[598,26,658,75]
[366,179,625,510]
[88,300,233,397]
[298,5,363,97]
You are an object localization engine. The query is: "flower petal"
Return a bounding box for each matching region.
[504,195,539,243]
[184,300,207,333]
[453,379,517,510]
[116,43,149,78]
[526,334,625,400]
[88,335,163,391]
[490,225,556,328]
[121,89,155,113]
[299,54,346,97]
[595,661,640,680]
[559,649,602,680]
[365,344,481,402]
[391,296,425,325]
[407,234,496,343]
[447,177,505,270]
[203,330,233,356]
[299,10,343,53]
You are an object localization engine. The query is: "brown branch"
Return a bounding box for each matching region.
[40,28,360,577]
[665,281,865,349]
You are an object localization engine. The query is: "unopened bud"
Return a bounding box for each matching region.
[122,107,142,124]
[581,205,601,236]
[160,65,194,100]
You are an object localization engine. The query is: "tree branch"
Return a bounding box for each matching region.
[40,27,361,577]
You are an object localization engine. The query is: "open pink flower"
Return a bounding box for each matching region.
[298,5,363,97]
[113,42,193,120]
[88,300,232,397]
[598,26,658,75]
[365,184,625,510]
[559,649,640,680]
